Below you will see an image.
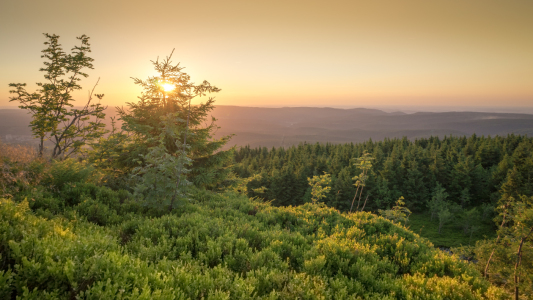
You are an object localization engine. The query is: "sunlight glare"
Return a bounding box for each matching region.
[162,83,175,92]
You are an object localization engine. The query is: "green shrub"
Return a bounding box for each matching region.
[76,196,122,226]
[0,193,507,299]
[0,268,13,299]
[43,159,94,193]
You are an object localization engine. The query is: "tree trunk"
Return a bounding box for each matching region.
[514,226,533,300]
[355,171,367,211]
[38,136,44,158]
[349,185,361,213]
[356,186,365,211]
[169,169,181,212]
[484,207,509,277]
[360,194,369,211]
[170,97,192,212]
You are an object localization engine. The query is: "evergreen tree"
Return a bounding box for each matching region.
[233,135,533,215]
[117,51,233,191]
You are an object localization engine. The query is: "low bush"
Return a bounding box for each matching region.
[0,192,508,299]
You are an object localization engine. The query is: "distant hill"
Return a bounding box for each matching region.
[2,106,533,148]
[209,106,533,148]
[0,107,121,146]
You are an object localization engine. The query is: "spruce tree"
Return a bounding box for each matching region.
[116,51,233,206]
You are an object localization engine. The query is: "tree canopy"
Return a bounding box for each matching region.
[9,33,106,158]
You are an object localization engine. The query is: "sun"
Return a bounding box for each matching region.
[161,83,175,92]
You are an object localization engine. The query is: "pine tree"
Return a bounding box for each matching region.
[91,51,235,208]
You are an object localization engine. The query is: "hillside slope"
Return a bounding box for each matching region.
[0,188,506,299]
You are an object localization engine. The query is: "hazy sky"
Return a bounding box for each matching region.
[1,0,532,109]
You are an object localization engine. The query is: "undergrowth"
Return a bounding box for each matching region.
[0,141,509,299]
[0,190,508,299]
[407,212,496,248]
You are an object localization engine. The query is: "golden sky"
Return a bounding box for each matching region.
[1,0,532,109]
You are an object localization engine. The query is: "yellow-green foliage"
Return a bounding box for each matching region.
[308,172,331,203]
[0,192,507,299]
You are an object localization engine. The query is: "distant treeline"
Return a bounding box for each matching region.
[233,134,533,211]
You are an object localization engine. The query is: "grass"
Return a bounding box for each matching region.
[0,140,42,198]
[0,140,37,163]
[406,211,497,248]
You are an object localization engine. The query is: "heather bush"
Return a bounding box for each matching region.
[0,192,508,299]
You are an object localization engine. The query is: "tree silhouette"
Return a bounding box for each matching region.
[9,34,106,158]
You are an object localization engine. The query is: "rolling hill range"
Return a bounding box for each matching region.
[2,106,533,148]
[209,106,533,148]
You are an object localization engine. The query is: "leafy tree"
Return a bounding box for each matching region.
[307,172,331,203]
[438,207,453,234]
[228,173,266,196]
[428,183,448,221]
[350,150,373,212]
[379,196,412,224]
[474,195,533,299]
[510,200,533,300]
[9,33,106,158]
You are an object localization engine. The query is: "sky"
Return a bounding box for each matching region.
[1,0,532,110]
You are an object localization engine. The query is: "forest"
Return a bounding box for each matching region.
[235,135,533,211]
[1,34,532,299]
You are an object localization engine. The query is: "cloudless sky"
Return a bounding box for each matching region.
[1,0,532,109]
